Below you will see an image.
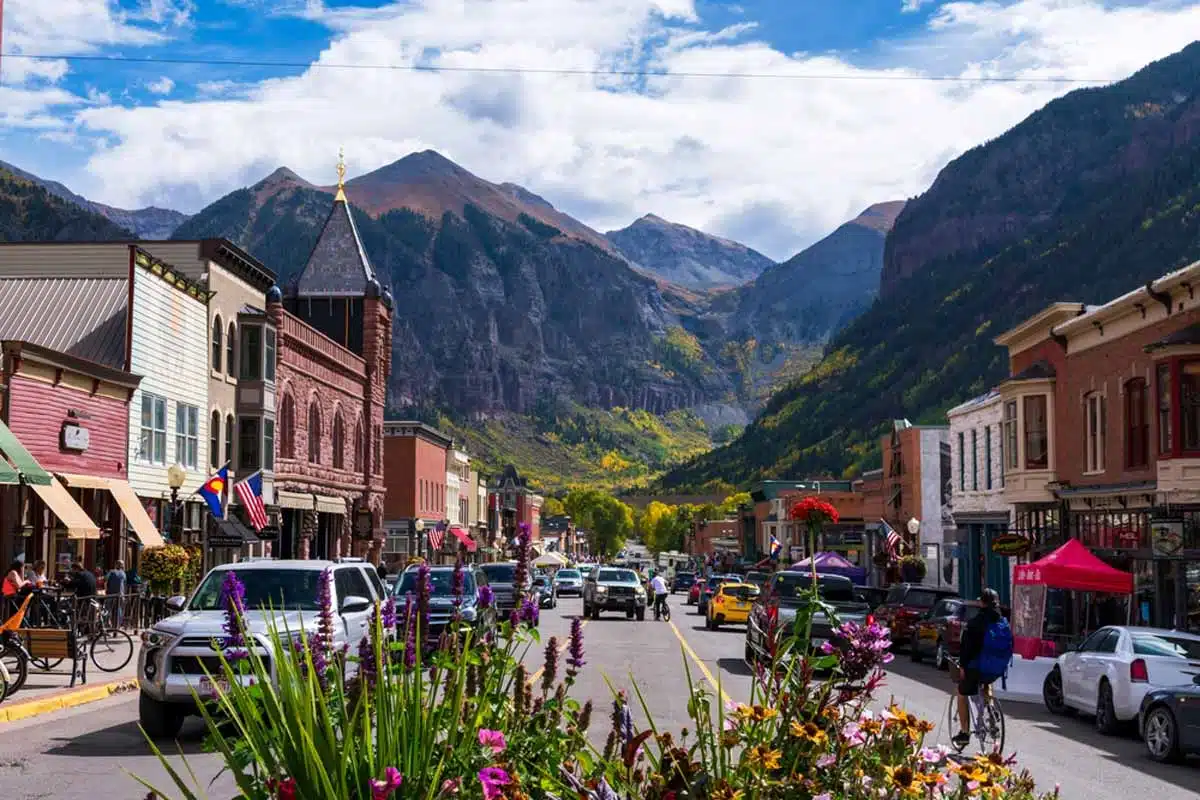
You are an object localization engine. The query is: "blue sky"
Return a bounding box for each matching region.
[2,1,1199,258]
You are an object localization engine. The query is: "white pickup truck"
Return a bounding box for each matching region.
[136,559,385,738]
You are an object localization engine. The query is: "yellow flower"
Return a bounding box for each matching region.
[883,764,925,798]
[745,744,782,771]
[975,752,1012,778]
[720,731,740,748]
[821,704,842,722]
[710,781,744,800]
[789,720,829,746]
[740,704,778,723]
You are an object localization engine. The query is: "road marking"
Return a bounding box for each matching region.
[667,619,732,707]
[529,619,587,685]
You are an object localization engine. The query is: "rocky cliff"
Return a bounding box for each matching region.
[605,213,775,289]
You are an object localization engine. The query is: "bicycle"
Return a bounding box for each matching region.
[944,657,1006,756]
[653,594,671,622]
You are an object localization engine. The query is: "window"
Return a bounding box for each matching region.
[175,403,199,468]
[239,417,261,471]
[1158,363,1172,454]
[1003,400,1018,470]
[957,432,965,491]
[264,418,275,471]
[226,322,236,377]
[984,426,992,490]
[353,418,364,472]
[1023,395,1049,469]
[240,326,262,381]
[210,411,221,468]
[1085,393,1106,473]
[1125,378,1149,468]
[265,328,277,382]
[307,402,322,463]
[373,424,382,474]
[279,394,295,459]
[211,316,223,372]
[139,393,167,464]
[332,413,345,469]
[333,567,372,606]
[225,413,234,465]
[1182,360,1200,452]
[998,424,1005,488]
[971,429,978,491]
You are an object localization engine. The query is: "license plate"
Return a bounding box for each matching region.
[198,677,230,697]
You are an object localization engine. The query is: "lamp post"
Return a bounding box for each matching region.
[906,517,920,548]
[410,517,424,559]
[167,464,187,542]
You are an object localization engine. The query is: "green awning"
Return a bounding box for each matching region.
[0,420,52,486]
[0,457,17,485]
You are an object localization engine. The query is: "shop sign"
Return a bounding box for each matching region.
[257,525,280,541]
[61,424,89,452]
[991,533,1031,556]
[1151,518,1184,557]
[208,532,244,548]
[823,529,864,547]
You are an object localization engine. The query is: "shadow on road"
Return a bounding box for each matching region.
[716,657,754,678]
[44,718,210,758]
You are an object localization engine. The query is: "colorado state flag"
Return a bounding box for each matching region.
[198,466,229,520]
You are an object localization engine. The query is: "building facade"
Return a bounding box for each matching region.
[382,420,452,561]
[467,466,490,555]
[489,465,543,548]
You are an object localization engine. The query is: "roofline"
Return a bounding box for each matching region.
[1056,257,1200,337]
[947,389,1002,417]
[382,419,453,448]
[2,339,142,387]
[132,247,212,304]
[196,239,276,291]
[993,302,1086,347]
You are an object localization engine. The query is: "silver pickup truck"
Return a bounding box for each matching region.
[744,571,871,666]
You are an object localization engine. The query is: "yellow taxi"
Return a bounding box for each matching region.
[706,582,760,629]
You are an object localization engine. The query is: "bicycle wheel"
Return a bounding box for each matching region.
[1,643,28,698]
[663,604,671,622]
[90,629,134,672]
[978,699,1005,755]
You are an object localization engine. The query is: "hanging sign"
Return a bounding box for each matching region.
[1150,518,1184,557]
[991,533,1031,556]
[61,424,90,452]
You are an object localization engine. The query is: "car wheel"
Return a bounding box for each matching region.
[934,641,948,671]
[1143,705,1184,763]
[1042,667,1067,714]
[1095,680,1119,735]
[910,635,923,662]
[139,692,185,740]
[635,608,645,621]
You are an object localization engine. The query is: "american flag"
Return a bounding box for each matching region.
[233,471,269,531]
[881,519,903,558]
[428,521,447,552]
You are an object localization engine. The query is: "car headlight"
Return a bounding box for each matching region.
[635,587,646,597]
[460,607,478,623]
[141,629,176,648]
[596,586,608,594]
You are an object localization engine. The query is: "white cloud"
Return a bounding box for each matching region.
[901,0,936,11]
[63,0,1200,259]
[146,76,176,95]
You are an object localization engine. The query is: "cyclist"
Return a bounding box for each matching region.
[952,588,1012,750]
[649,571,670,619]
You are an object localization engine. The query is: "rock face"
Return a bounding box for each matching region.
[605,214,775,289]
[0,160,188,239]
[172,153,734,415]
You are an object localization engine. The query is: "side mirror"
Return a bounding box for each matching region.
[340,595,372,614]
[165,595,187,613]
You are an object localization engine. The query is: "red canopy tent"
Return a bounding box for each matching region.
[1013,538,1133,594]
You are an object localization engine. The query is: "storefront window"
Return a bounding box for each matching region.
[1003,400,1018,470]
[1181,360,1200,452]
[1158,363,1172,453]
[1023,395,1049,469]
[239,417,261,471]
[1125,378,1149,468]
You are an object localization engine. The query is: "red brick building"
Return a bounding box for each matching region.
[489,465,543,549]
[995,262,1200,630]
[268,172,392,562]
[382,420,453,561]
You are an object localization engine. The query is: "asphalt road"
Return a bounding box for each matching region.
[1,594,1196,799]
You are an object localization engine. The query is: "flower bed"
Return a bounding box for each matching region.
[139,535,1058,800]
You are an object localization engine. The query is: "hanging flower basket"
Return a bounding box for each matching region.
[898,554,927,582]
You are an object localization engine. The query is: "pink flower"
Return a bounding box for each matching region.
[814,794,833,800]
[816,754,836,768]
[478,767,511,800]
[440,777,462,795]
[478,728,507,753]
[369,767,403,799]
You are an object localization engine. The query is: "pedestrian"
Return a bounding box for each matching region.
[106,560,127,627]
[2,559,28,618]
[376,561,389,582]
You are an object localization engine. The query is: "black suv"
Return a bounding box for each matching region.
[672,571,696,593]
[393,564,498,637]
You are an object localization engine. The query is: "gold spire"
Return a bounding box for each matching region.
[335,146,347,202]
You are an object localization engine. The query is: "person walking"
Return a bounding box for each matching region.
[106,560,127,627]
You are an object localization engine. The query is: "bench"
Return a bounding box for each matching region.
[18,628,88,687]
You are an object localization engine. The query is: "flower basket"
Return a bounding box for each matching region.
[141,544,191,595]
[899,554,927,582]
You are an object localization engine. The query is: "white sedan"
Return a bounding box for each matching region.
[1042,625,1200,734]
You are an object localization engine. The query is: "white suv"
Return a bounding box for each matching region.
[137,559,384,738]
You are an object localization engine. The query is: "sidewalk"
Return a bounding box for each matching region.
[0,660,139,723]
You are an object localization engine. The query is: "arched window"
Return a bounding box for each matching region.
[373,424,382,474]
[226,322,236,377]
[332,412,345,469]
[279,394,295,459]
[211,316,223,372]
[353,417,364,472]
[210,411,221,468]
[225,413,234,466]
[307,401,322,464]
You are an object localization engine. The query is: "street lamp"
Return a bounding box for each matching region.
[167,464,188,541]
[906,517,920,551]
[411,517,424,558]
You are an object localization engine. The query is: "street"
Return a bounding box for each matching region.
[1,596,1197,799]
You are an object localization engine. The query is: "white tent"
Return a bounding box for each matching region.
[534,551,568,567]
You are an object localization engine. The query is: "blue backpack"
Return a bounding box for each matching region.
[974,617,1014,681]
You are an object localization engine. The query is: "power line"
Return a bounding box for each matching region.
[0,51,1116,84]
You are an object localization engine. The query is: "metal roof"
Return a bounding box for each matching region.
[0,277,127,368]
[292,197,379,297]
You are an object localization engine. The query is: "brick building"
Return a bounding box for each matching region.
[690,518,740,557]
[381,420,456,562]
[269,166,392,562]
[994,260,1200,630]
[489,465,543,550]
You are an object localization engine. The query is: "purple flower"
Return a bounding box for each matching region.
[478,767,511,800]
[402,593,417,670]
[381,595,397,630]
[541,636,559,692]
[415,562,432,637]
[477,585,495,610]
[831,618,894,682]
[566,616,585,673]
[369,767,403,799]
[358,627,378,687]
[478,728,507,753]
[451,557,465,610]
[218,571,248,662]
[310,568,335,689]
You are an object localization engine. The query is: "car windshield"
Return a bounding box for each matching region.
[1131,633,1200,659]
[534,577,550,587]
[395,570,477,597]
[190,569,323,611]
[480,564,517,583]
[772,574,855,604]
[903,589,945,608]
[744,572,768,585]
[557,570,581,579]
[597,569,639,583]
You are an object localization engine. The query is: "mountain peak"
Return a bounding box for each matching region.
[848,201,907,234]
[605,214,774,289]
[638,213,670,226]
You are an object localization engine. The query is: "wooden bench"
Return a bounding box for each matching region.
[18,628,87,687]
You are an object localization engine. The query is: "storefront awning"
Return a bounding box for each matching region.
[450,525,477,552]
[0,457,17,485]
[210,517,260,547]
[58,474,166,548]
[30,478,100,539]
[0,419,52,486]
[277,490,314,510]
[315,495,346,515]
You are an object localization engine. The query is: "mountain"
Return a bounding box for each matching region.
[660,41,1200,490]
[173,152,735,417]
[0,166,134,241]
[0,159,187,239]
[604,214,775,289]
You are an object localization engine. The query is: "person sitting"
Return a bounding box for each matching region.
[63,561,98,598]
[952,588,1013,749]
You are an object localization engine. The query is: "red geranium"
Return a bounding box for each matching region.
[788,497,840,526]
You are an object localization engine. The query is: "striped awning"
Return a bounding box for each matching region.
[0,419,51,486]
[30,478,100,539]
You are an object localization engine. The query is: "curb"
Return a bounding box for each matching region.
[0,678,139,724]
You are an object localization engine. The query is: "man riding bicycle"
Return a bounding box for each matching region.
[952,588,1012,749]
[649,571,669,619]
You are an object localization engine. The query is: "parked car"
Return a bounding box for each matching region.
[137,559,384,739]
[687,582,702,605]
[478,562,533,616]
[742,571,770,589]
[706,582,760,630]
[1138,674,1200,762]
[745,572,870,666]
[853,586,888,612]
[875,584,958,651]
[532,576,558,609]
[672,571,696,593]
[910,598,1011,669]
[697,575,739,616]
[1043,626,1200,735]
[582,567,647,620]
[394,564,498,638]
[553,568,584,597]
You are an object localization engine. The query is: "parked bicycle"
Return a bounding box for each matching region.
[945,656,1006,755]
